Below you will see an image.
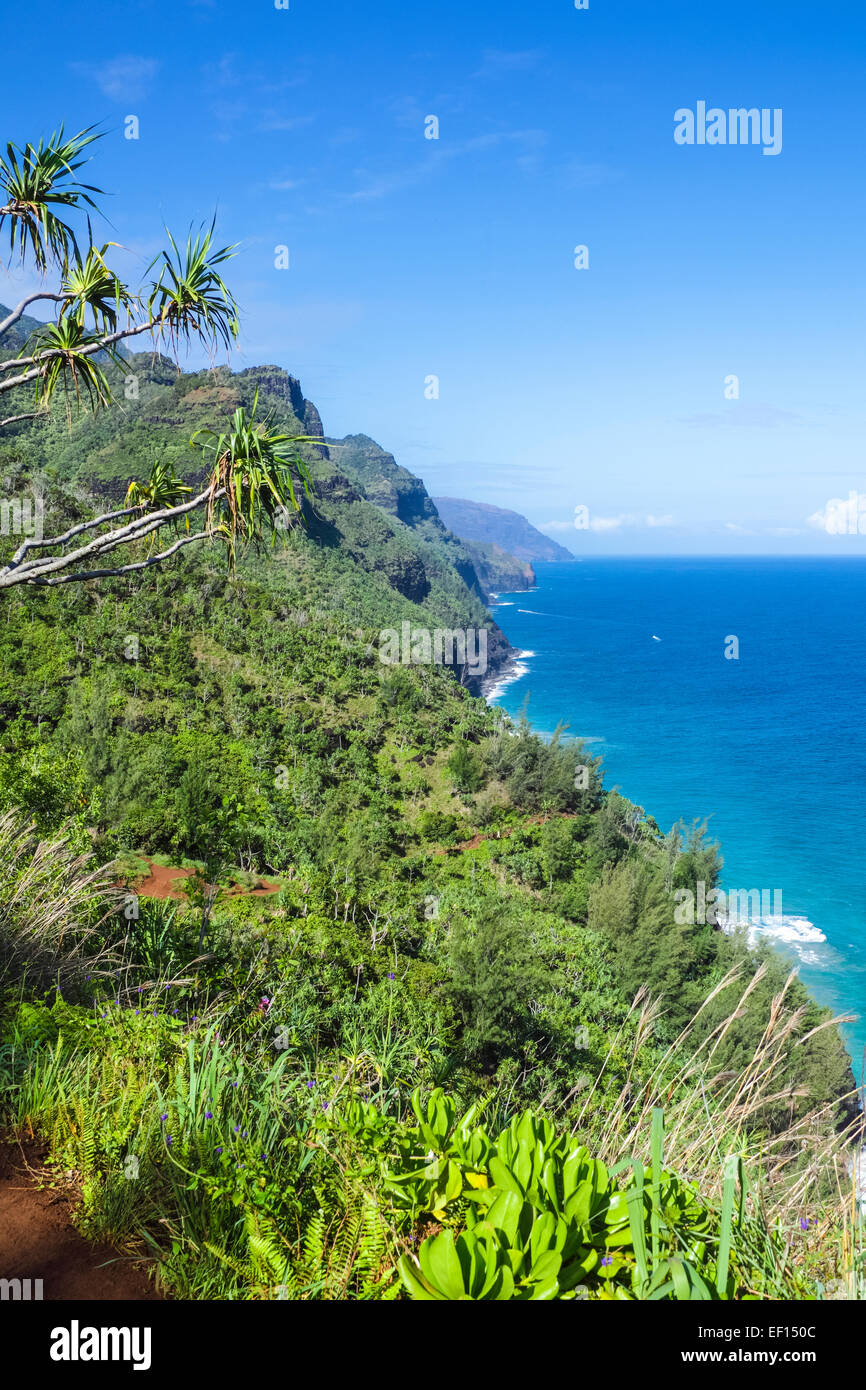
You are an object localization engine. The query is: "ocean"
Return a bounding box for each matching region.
[487,557,866,1074]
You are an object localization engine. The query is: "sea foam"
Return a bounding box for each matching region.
[718,911,826,963]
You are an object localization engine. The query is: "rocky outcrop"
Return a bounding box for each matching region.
[461,540,536,595]
[325,435,437,526]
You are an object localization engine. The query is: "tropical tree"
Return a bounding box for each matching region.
[0,124,313,588]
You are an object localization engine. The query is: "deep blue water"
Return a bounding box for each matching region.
[488,558,866,1072]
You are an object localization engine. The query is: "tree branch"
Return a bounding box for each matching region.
[0,484,226,588]
[0,319,159,393]
[0,412,41,428]
[0,292,68,339]
[16,530,213,586]
[8,499,164,564]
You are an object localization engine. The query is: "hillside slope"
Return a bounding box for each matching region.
[433,496,576,564]
[328,435,536,596]
[0,356,517,693]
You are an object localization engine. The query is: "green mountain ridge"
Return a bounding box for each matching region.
[0,346,518,692]
[433,495,576,565]
[325,432,536,597]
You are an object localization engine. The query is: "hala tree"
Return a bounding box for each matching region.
[0,125,312,589]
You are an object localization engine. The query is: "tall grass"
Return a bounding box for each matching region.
[559,963,864,1296]
[0,811,120,995]
[0,814,862,1300]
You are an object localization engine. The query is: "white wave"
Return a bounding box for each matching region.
[799,949,822,966]
[718,911,826,960]
[485,650,534,703]
[485,667,528,702]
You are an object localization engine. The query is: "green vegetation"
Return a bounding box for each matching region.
[0,125,862,1303]
[0,527,860,1299]
[0,128,310,587]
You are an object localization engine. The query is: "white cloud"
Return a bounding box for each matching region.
[347,129,547,201]
[807,492,866,533]
[541,513,677,534]
[72,55,159,102]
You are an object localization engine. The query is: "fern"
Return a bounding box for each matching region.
[246,1210,292,1296]
[302,1209,326,1272]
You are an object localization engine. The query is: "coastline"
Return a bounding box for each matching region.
[482,573,861,1079]
[482,647,534,703]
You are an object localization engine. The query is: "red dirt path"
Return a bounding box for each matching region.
[131,858,282,901]
[0,1135,161,1300]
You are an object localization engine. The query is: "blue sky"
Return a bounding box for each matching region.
[4,0,865,553]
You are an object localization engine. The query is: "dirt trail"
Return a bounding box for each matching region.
[131,858,282,901]
[0,1136,161,1300]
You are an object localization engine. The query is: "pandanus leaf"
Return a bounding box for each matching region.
[0,124,103,271]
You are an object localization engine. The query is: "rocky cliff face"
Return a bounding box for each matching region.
[325,435,438,526]
[461,540,536,595]
[238,366,329,457]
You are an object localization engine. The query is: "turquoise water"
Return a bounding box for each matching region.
[488,558,866,1072]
